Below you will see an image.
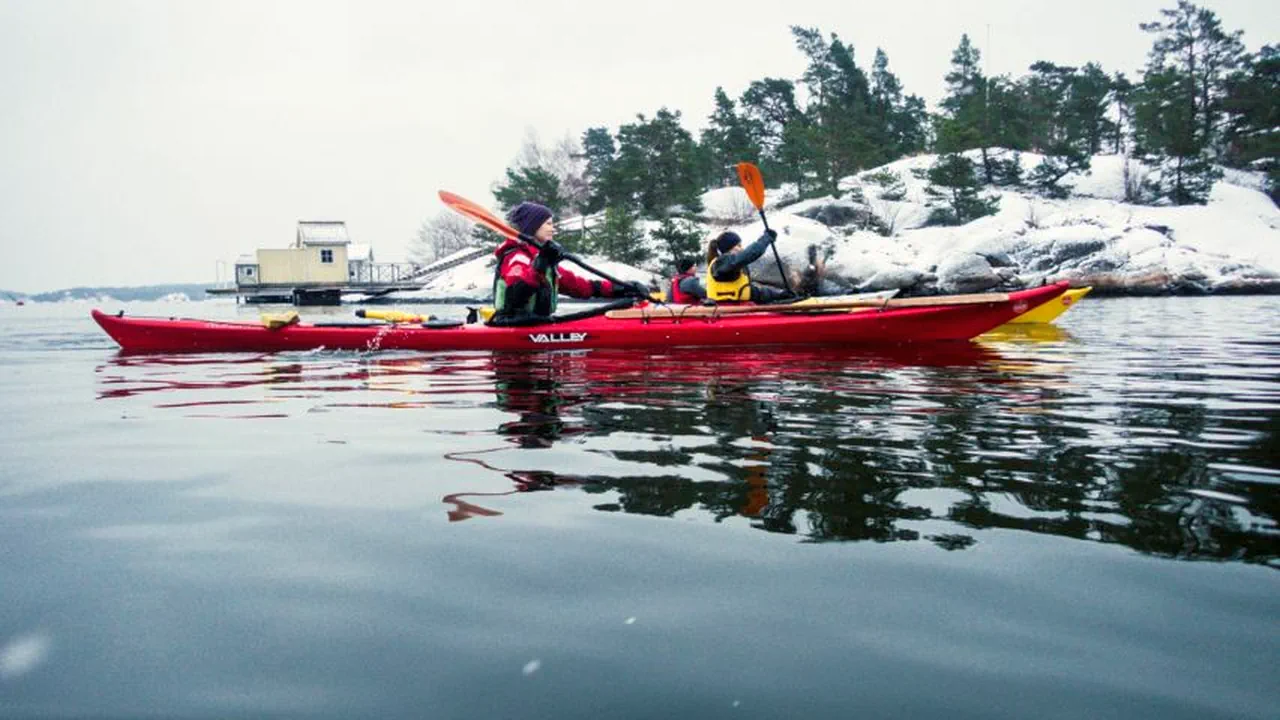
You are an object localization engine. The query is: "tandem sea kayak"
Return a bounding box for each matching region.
[91,282,1070,354]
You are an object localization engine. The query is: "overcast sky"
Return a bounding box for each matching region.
[1,0,1275,292]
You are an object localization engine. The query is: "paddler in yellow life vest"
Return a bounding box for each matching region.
[705,230,795,303]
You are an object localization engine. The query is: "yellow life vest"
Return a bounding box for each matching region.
[705,267,751,302]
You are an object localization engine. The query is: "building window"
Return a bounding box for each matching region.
[320,249,333,263]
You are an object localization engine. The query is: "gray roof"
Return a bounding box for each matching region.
[296,221,351,247]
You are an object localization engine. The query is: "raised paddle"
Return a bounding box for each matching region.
[735,162,794,296]
[438,191,643,296]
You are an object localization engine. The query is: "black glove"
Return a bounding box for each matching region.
[618,281,649,298]
[532,240,565,272]
[763,228,778,243]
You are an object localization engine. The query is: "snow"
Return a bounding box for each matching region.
[698,186,758,222]
[403,254,495,299]
[398,150,1278,300]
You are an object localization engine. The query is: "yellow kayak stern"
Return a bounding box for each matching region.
[1005,286,1092,324]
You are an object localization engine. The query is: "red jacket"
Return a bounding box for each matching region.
[669,269,699,304]
[493,238,615,314]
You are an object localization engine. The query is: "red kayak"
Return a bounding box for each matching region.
[92,282,1069,354]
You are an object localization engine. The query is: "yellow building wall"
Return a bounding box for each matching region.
[257,246,348,283]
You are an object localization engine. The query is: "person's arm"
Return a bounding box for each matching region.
[499,251,542,310]
[711,230,776,280]
[678,275,705,299]
[555,266,614,299]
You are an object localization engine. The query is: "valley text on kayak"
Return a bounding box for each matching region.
[528,332,589,344]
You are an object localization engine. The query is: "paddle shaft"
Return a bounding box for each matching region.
[757,209,794,296]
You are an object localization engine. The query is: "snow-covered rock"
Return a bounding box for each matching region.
[801,150,1280,295]
[936,252,1000,294]
[698,186,759,223]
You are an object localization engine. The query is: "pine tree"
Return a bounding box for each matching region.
[1135,67,1221,204]
[986,77,1032,155]
[701,87,760,186]
[581,127,618,214]
[871,48,928,159]
[1022,61,1074,152]
[492,166,567,216]
[1140,0,1246,154]
[612,109,705,216]
[925,153,1000,225]
[1110,72,1137,154]
[936,34,995,180]
[1222,45,1279,202]
[1065,63,1117,155]
[1013,61,1112,196]
[739,77,805,189]
[649,217,704,266]
[589,205,650,266]
[1135,1,1242,203]
[1028,149,1090,198]
[789,26,880,195]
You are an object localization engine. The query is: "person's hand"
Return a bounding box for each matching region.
[619,281,649,298]
[764,228,778,243]
[532,240,565,271]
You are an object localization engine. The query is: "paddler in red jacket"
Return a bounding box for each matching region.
[668,257,705,304]
[492,201,645,318]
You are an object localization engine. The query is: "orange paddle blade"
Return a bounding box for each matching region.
[735,162,766,209]
[439,190,518,238]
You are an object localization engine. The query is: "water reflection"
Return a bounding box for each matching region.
[94,337,1279,567]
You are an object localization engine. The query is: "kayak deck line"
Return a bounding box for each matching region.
[91,282,1071,354]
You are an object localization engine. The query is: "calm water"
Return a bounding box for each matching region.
[1,297,1278,719]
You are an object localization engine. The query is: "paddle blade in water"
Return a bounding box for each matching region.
[735,162,766,209]
[439,191,518,238]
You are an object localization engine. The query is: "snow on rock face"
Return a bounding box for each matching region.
[727,215,839,287]
[806,151,1280,295]
[862,265,930,292]
[698,187,759,223]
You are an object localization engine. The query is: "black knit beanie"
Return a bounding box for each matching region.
[715,231,742,254]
